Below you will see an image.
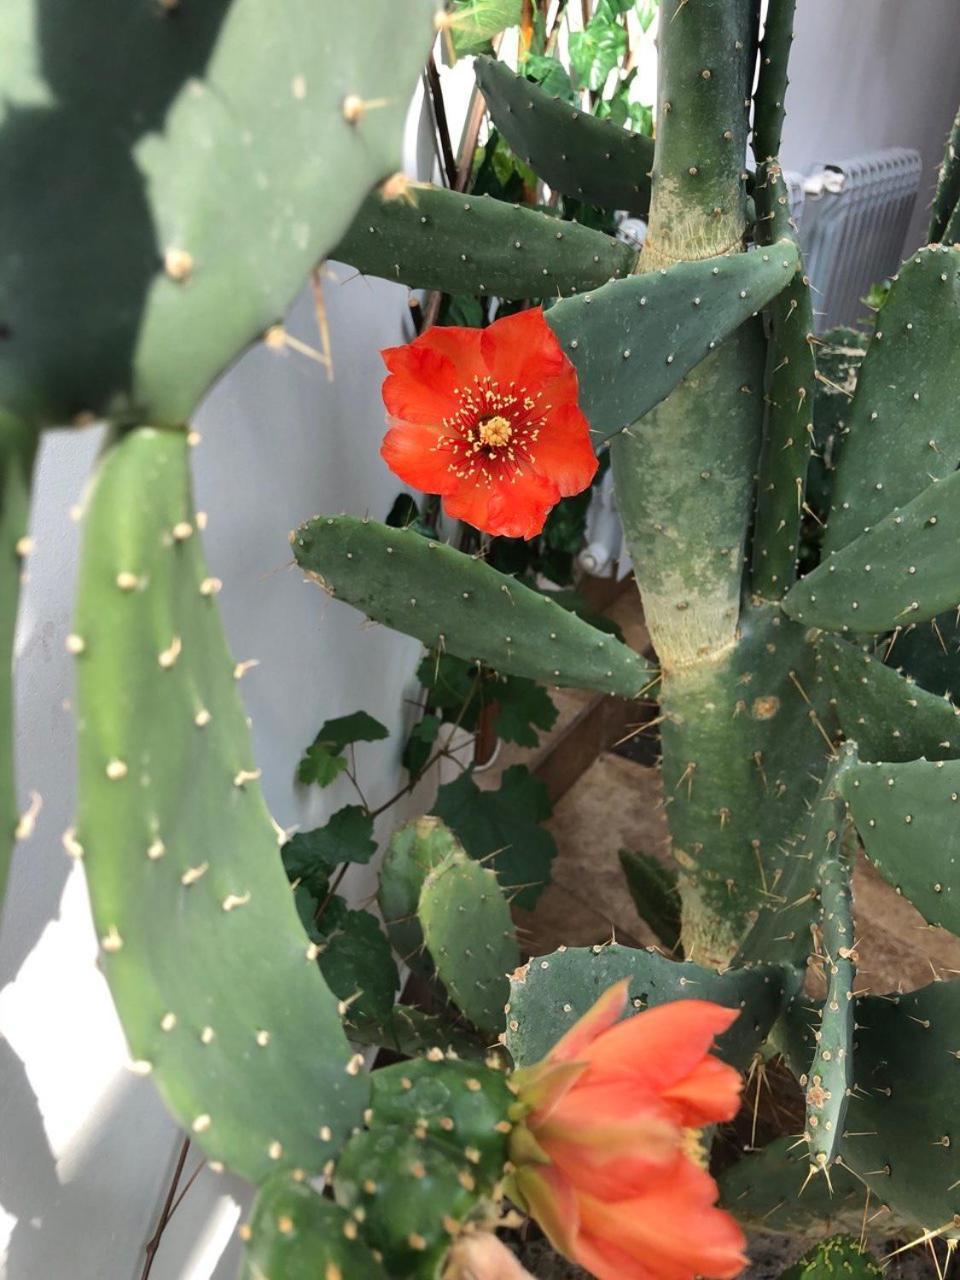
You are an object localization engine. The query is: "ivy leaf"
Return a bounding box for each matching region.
[569,3,628,92]
[449,0,523,55]
[492,676,558,748]
[431,765,556,908]
[315,898,399,1024]
[522,52,575,101]
[403,713,443,778]
[296,711,388,787]
[282,805,377,891]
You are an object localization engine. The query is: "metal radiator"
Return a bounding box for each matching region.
[788,147,922,332]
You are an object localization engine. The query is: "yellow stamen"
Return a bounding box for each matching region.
[682,1127,707,1168]
[478,415,513,448]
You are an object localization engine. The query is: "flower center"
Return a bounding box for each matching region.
[478,415,513,448]
[682,1127,707,1169]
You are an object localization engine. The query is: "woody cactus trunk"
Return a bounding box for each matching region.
[5,0,960,1275]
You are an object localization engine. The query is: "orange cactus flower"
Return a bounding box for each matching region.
[507,980,747,1280]
[379,308,598,540]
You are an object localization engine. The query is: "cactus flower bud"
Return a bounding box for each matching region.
[507,980,747,1280]
[379,307,597,540]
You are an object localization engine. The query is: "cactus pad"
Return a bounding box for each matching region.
[784,468,960,634]
[840,756,960,935]
[0,0,438,428]
[419,849,518,1035]
[293,516,652,697]
[822,245,960,555]
[719,1137,864,1239]
[240,1174,388,1279]
[74,428,366,1183]
[547,243,800,444]
[779,1236,881,1280]
[930,106,960,243]
[378,816,463,973]
[334,183,636,299]
[475,56,654,216]
[504,943,787,1070]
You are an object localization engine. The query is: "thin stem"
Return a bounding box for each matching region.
[141,1138,190,1280]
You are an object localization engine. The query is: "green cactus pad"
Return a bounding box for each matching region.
[333,183,636,299]
[419,849,519,1035]
[347,1005,486,1062]
[822,245,960,555]
[840,978,960,1231]
[816,634,960,763]
[0,0,438,429]
[806,327,869,523]
[752,0,797,163]
[750,169,816,599]
[504,942,787,1071]
[719,1137,864,1238]
[74,428,366,1183]
[887,610,960,700]
[804,847,855,1170]
[292,516,652,698]
[475,56,654,216]
[839,756,960,935]
[785,468,960,634]
[0,412,35,901]
[779,1235,882,1280]
[737,745,856,973]
[618,848,682,952]
[930,106,960,243]
[548,243,800,445]
[659,605,837,962]
[240,1174,388,1280]
[378,816,463,974]
[334,1126,481,1279]
[369,1057,513,1190]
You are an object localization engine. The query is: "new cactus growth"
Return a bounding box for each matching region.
[7,0,960,1274]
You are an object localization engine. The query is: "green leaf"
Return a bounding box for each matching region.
[431,765,556,909]
[569,4,628,92]
[296,711,389,787]
[492,676,558,747]
[449,0,523,55]
[636,0,658,32]
[315,899,399,1024]
[403,713,443,778]
[522,53,575,101]
[283,806,377,889]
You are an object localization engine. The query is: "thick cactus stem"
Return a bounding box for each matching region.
[0,413,35,903]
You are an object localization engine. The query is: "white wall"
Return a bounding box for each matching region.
[782,0,960,254]
[0,267,433,1279]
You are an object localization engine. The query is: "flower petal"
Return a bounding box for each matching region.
[659,1053,743,1126]
[512,1164,580,1259]
[485,470,560,540]
[536,1079,679,1159]
[545,980,631,1066]
[578,1159,747,1280]
[512,1060,589,1123]
[442,482,496,534]
[574,1232,661,1280]
[530,401,599,496]
[480,308,569,392]
[579,999,741,1095]
[544,1140,682,1202]
[380,423,458,495]
[381,326,484,425]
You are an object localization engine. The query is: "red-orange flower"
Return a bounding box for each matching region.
[379,308,597,540]
[508,981,747,1280]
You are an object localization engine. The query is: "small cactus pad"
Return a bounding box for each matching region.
[840,978,960,1231]
[618,848,681,952]
[0,0,438,428]
[784,467,960,634]
[369,1057,513,1191]
[334,1127,482,1278]
[737,745,856,972]
[378,816,463,974]
[292,516,652,698]
[240,1174,388,1280]
[658,605,837,961]
[822,245,960,555]
[505,943,786,1070]
[475,56,654,216]
[333,183,636,299]
[547,243,799,445]
[752,0,797,163]
[778,1235,882,1280]
[840,756,960,935]
[74,428,366,1183]
[418,849,519,1035]
[347,1006,486,1063]
[816,633,960,763]
[0,412,35,900]
[804,846,855,1170]
[929,106,960,243]
[719,1136,864,1238]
